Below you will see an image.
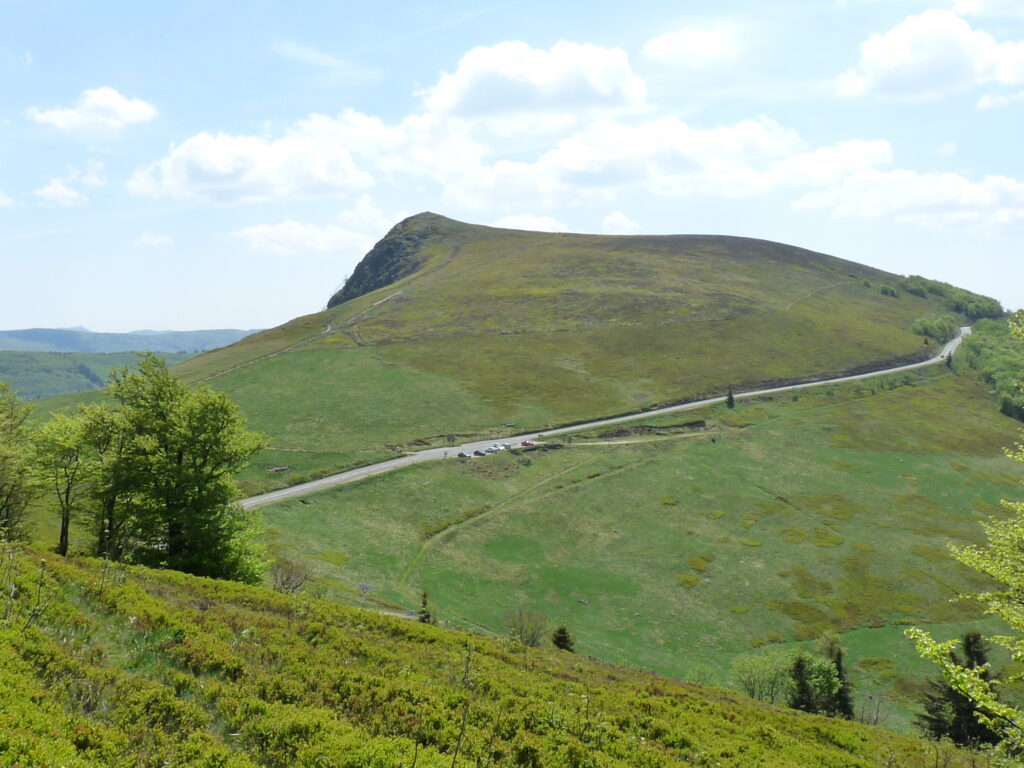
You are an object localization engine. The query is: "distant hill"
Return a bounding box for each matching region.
[0,327,258,353]
[169,212,1001,493]
[0,350,194,400]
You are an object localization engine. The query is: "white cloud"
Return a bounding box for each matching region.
[231,197,392,255]
[33,162,106,207]
[643,26,738,66]
[602,211,640,234]
[492,214,568,232]
[793,168,1024,229]
[27,87,157,133]
[978,88,1024,107]
[34,178,87,206]
[232,220,373,254]
[0,189,13,207]
[953,0,1024,17]
[127,128,374,203]
[134,232,172,247]
[836,10,1024,100]
[938,140,958,155]
[422,40,646,131]
[273,41,380,84]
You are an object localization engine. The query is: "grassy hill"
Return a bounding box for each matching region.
[0,350,193,400]
[252,363,1024,732]
[0,544,981,767]
[169,213,993,493]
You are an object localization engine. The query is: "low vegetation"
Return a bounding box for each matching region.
[0,543,982,767]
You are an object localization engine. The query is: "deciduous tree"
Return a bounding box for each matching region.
[0,382,35,539]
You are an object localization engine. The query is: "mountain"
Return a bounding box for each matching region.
[171,212,999,493]
[0,327,258,354]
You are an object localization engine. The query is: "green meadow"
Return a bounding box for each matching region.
[166,215,979,491]
[259,365,1023,731]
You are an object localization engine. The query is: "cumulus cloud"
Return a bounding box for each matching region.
[232,220,374,254]
[953,0,1024,17]
[602,211,640,234]
[33,162,106,207]
[27,87,157,133]
[34,178,87,206]
[127,127,374,203]
[643,26,738,66]
[422,40,646,132]
[836,10,1024,100]
[492,214,568,232]
[231,197,393,255]
[793,168,1024,229]
[134,232,173,247]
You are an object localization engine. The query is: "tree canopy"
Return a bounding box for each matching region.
[907,312,1024,755]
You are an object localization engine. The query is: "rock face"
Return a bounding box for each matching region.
[327,213,447,308]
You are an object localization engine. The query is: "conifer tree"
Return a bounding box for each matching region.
[552,625,575,652]
[915,632,1000,748]
[788,653,815,712]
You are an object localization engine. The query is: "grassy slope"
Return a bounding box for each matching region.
[170,214,961,493]
[0,350,193,400]
[0,546,979,767]
[259,364,1024,732]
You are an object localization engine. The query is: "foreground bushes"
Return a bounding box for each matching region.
[0,545,983,767]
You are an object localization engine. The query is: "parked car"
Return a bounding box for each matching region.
[520,440,535,447]
[473,449,486,456]
[457,451,471,458]
[485,446,497,453]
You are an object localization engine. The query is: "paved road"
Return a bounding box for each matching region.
[241,327,970,509]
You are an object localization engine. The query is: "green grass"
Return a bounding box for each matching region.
[149,213,988,489]
[256,366,1023,732]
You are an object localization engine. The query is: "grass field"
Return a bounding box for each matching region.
[160,214,982,492]
[257,364,1023,732]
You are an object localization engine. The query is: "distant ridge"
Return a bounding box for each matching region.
[0,327,258,354]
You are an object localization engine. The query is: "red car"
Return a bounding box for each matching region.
[521,440,535,447]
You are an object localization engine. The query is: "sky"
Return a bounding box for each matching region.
[1,0,1023,332]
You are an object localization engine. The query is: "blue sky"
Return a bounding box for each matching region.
[2,0,1022,331]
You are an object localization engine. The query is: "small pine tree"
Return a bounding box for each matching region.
[915,632,1000,747]
[552,625,575,652]
[417,591,434,624]
[726,388,735,409]
[788,653,815,712]
[828,646,854,719]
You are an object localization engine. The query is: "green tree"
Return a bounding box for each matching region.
[0,381,35,539]
[726,388,735,409]
[907,311,1024,754]
[915,632,1000,748]
[418,590,434,624]
[33,411,92,556]
[788,653,816,712]
[552,625,575,652]
[818,633,854,719]
[47,355,268,582]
